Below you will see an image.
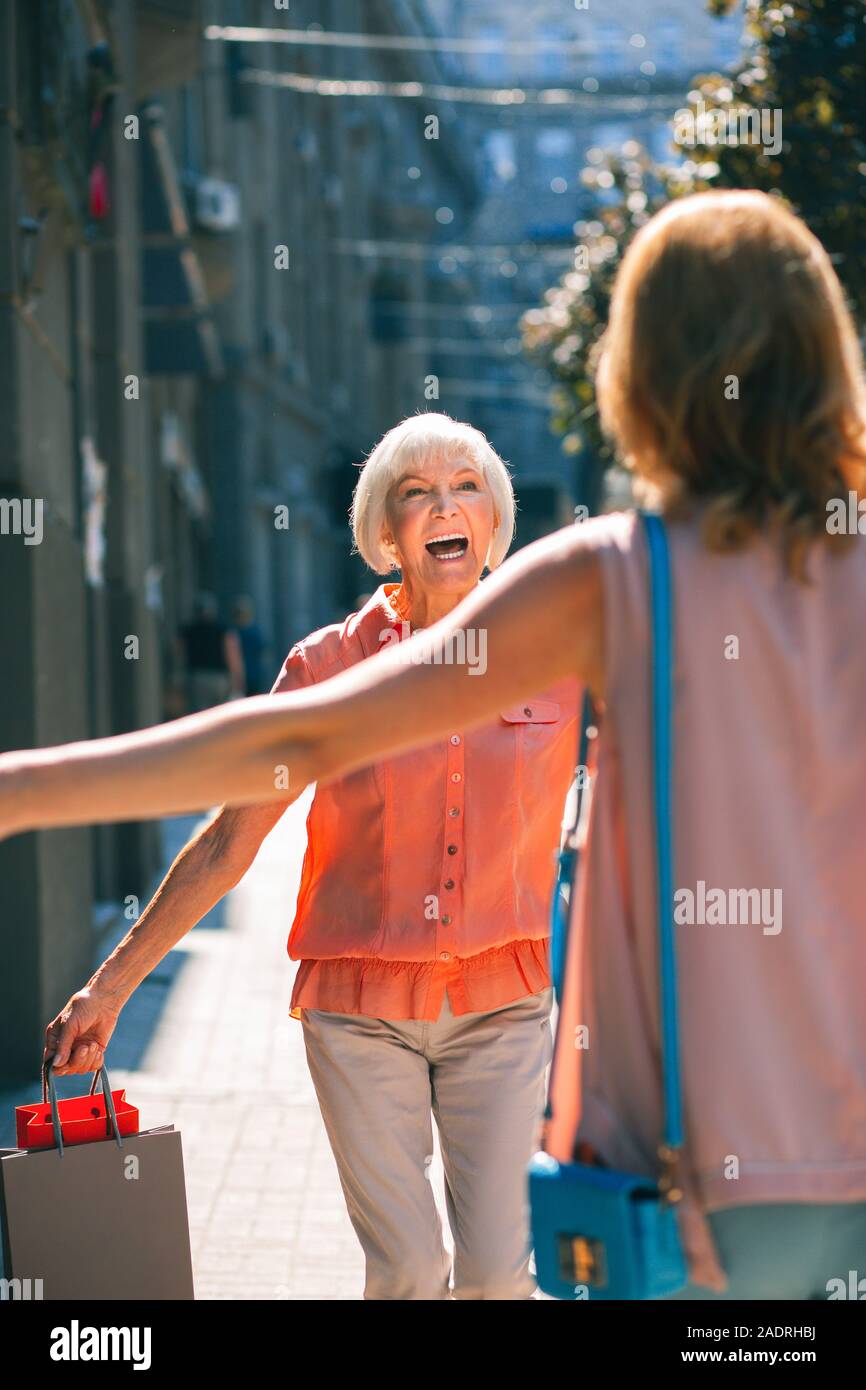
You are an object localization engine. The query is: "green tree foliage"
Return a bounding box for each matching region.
[522,0,866,488]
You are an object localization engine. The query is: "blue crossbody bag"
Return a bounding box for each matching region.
[529,511,689,1300]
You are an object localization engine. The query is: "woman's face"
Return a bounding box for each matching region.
[383,453,497,600]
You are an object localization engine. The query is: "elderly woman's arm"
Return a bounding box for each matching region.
[0,524,604,838]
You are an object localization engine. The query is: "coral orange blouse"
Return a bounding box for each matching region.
[270,583,582,1021]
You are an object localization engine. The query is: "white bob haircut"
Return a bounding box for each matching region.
[350,412,516,575]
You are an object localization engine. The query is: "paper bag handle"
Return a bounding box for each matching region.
[41,1058,124,1158]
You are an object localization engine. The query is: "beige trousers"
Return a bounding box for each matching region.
[300,985,554,1300]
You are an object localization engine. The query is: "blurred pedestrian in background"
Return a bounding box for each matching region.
[176,592,245,712]
[230,596,270,697]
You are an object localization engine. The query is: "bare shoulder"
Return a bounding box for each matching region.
[547,509,637,563]
[503,509,634,574]
[558,510,636,699]
[534,520,611,700]
[467,514,621,699]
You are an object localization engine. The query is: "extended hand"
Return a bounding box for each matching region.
[43,985,122,1076]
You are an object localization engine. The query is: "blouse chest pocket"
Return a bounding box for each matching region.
[499,700,561,726]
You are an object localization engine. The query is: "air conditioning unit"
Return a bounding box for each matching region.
[194,177,241,233]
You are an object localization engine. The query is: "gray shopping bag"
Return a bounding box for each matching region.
[0,1063,194,1300]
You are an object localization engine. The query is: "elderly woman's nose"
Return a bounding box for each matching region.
[431,489,459,511]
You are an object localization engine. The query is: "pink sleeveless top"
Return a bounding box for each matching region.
[547,507,866,1291]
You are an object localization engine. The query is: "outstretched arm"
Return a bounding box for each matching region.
[0,523,605,838]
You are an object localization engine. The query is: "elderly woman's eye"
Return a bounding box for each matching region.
[459,480,480,490]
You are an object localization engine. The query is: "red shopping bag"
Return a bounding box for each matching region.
[2,1062,194,1298]
[15,1063,139,1150]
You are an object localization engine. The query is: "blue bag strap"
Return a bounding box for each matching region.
[641,510,684,1156]
[545,511,683,1169]
[549,687,594,1003]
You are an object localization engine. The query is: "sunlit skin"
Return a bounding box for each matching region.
[381,454,499,628]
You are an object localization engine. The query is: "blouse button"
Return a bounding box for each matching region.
[449,735,461,746]
[449,807,460,817]
[444,879,455,890]
[441,914,452,926]
[523,706,533,717]
[439,951,452,961]
[447,844,458,855]
[450,772,462,783]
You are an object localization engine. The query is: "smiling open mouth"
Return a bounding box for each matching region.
[425,533,469,561]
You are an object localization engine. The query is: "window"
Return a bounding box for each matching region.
[714,14,743,66]
[595,24,622,77]
[591,122,631,154]
[536,127,574,162]
[656,21,681,72]
[482,130,517,185]
[537,26,566,84]
[649,121,675,162]
[474,25,507,84]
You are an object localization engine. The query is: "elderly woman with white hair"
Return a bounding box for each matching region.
[40,412,581,1301]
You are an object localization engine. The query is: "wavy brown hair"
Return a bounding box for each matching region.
[595,190,866,581]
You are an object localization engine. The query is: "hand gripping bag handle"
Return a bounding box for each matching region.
[41,1057,124,1158]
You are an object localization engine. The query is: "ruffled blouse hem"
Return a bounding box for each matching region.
[289,935,551,1022]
